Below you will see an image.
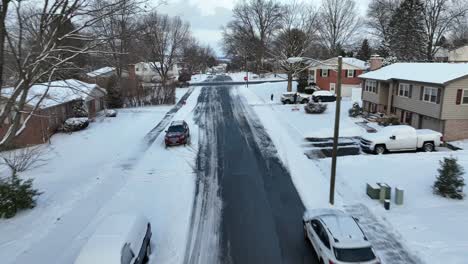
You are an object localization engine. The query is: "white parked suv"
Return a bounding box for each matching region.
[280,92,310,104]
[360,125,443,154]
[303,209,380,264]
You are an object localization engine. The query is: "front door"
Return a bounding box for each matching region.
[330,83,336,93]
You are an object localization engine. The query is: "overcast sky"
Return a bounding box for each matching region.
[158,0,370,56]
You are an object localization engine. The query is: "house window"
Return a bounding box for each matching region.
[321,69,328,77]
[365,80,377,93]
[462,89,468,104]
[136,67,140,72]
[398,83,410,98]
[347,70,354,78]
[423,87,438,103]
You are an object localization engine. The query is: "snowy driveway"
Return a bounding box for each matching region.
[184,86,318,264]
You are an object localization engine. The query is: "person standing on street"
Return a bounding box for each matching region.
[293,93,298,104]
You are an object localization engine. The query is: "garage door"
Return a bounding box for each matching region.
[420,116,442,132]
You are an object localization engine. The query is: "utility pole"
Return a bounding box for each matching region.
[329,56,343,205]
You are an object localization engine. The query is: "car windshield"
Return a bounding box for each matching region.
[168,125,184,133]
[334,247,376,262]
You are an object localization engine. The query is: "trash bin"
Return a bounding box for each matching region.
[384,199,391,210]
[366,183,380,199]
[395,187,404,205]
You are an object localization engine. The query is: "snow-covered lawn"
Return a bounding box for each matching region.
[0,88,200,264]
[238,81,468,264]
[227,72,287,82]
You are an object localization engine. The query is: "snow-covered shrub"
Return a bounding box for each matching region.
[71,100,88,118]
[304,102,327,114]
[348,102,362,117]
[63,117,89,132]
[0,173,41,218]
[105,109,117,117]
[434,156,465,200]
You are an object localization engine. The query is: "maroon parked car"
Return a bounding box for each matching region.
[165,120,190,147]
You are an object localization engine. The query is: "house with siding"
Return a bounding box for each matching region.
[308,57,368,97]
[359,63,468,141]
[0,79,106,147]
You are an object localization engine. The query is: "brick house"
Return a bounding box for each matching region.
[308,57,368,97]
[0,79,106,147]
[359,63,468,141]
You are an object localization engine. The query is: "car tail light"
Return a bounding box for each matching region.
[329,261,335,264]
[440,136,444,142]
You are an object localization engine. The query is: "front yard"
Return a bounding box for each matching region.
[238,81,468,264]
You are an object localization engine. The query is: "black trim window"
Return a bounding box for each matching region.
[365,80,377,93]
[462,90,468,104]
[321,69,328,77]
[398,83,410,97]
[423,87,438,103]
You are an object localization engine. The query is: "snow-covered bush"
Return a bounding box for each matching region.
[105,109,117,117]
[378,115,400,126]
[348,102,362,117]
[63,117,89,132]
[0,173,41,218]
[434,156,465,200]
[71,100,88,118]
[304,102,327,114]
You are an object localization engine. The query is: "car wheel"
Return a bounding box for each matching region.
[284,100,291,104]
[423,142,435,152]
[374,145,386,155]
[301,99,308,104]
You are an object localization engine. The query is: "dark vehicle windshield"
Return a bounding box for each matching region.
[334,247,376,262]
[168,125,185,133]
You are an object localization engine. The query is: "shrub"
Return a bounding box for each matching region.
[105,109,117,117]
[296,67,309,93]
[434,156,465,199]
[348,102,362,117]
[71,100,88,118]
[178,71,192,83]
[304,102,327,114]
[378,116,400,126]
[63,117,89,132]
[0,173,41,218]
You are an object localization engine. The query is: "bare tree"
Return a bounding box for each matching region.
[269,1,319,92]
[1,146,46,175]
[223,0,283,72]
[423,0,468,61]
[366,0,401,53]
[0,0,129,149]
[317,0,362,56]
[139,12,190,85]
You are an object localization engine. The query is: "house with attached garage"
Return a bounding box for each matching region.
[308,57,368,97]
[359,63,468,141]
[0,79,106,147]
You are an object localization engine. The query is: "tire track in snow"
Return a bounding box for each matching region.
[184,87,223,264]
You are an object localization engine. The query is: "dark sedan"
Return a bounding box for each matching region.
[312,91,337,102]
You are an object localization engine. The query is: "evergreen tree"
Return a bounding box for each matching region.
[357,39,372,61]
[388,0,427,61]
[106,76,123,108]
[434,156,465,200]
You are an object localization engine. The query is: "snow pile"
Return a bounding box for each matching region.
[63,118,89,132]
[105,109,117,117]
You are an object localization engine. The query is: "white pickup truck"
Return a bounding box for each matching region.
[360,125,443,154]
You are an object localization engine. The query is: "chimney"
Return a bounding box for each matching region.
[370,55,383,71]
[128,64,136,80]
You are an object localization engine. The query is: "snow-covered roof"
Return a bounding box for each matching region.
[1,79,106,109]
[321,57,368,70]
[74,214,149,264]
[86,67,115,78]
[313,91,336,96]
[359,63,468,85]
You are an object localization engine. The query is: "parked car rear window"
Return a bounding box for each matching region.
[168,125,185,133]
[334,247,376,262]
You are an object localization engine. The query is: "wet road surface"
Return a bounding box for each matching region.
[185,85,318,264]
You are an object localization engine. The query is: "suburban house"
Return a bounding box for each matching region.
[449,45,468,62]
[134,62,180,82]
[308,57,368,97]
[0,79,106,147]
[359,63,468,141]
